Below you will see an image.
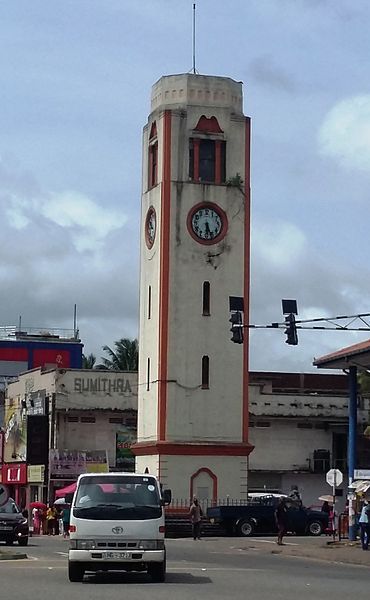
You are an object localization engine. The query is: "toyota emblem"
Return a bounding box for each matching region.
[112,526,123,534]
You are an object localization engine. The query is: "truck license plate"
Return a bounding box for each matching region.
[105,551,131,559]
[0,526,12,531]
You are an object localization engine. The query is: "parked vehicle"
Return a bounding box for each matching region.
[67,472,171,583]
[0,498,29,546]
[207,495,329,537]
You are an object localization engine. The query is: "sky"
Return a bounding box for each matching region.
[1,0,370,373]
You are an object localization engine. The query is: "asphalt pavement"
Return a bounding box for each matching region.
[0,534,368,600]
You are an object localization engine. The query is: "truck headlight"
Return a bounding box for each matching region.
[138,540,164,550]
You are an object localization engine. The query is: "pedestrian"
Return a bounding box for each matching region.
[32,507,42,535]
[289,485,302,506]
[189,496,203,540]
[275,497,288,545]
[358,499,370,551]
[321,501,331,514]
[54,506,62,535]
[46,504,57,535]
[61,506,71,539]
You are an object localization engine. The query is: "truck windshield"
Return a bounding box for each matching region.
[73,475,162,520]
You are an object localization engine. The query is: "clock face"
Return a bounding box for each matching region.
[145,207,156,249]
[188,203,227,244]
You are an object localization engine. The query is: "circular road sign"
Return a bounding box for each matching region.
[0,484,10,507]
[326,468,343,487]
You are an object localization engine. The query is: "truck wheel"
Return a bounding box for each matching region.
[308,521,323,536]
[68,562,85,582]
[148,560,166,583]
[237,520,255,537]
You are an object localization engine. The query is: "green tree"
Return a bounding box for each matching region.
[82,353,97,369]
[358,370,370,395]
[100,338,139,371]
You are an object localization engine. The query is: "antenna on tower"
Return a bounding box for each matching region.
[191,3,199,74]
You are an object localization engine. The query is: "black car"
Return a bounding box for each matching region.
[0,498,29,546]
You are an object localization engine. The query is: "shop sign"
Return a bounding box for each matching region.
[116,430,136,471]
[26,390,46,416]
[3,463,27,485]
[27,465,45,483]
[3,397,27,463]
[354,469,370,480]
[50,449,109,479]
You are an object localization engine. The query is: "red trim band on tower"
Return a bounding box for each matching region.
[158,110,172,441]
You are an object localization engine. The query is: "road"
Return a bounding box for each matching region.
[0,535,369,600]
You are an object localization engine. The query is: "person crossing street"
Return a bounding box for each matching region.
[189,496,203,540]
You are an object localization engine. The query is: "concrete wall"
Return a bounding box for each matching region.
[56,410,136,468]
[248,420,334,471]
[153,454,248,502]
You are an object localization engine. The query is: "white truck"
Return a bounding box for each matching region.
[66,472,171,583]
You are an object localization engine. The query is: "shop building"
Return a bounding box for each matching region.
[1,367,137,506]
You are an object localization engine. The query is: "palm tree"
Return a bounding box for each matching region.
[82,353,97,369]
[100,338,139,371]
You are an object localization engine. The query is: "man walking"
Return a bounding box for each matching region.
[275,497,288,545]
[189,496,202,540]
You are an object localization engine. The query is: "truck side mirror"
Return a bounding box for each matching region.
[162,489,172,506]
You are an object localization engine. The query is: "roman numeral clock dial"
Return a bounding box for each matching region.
[187,203,228,245]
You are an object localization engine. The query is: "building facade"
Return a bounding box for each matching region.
[0,367,366,509]
[0,326,83,380]
[135,73,253,502]
[248,372,370,510]
[1,368,137,506]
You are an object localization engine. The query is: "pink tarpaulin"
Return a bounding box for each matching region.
[55,482,115,498]
[55,483,76,498]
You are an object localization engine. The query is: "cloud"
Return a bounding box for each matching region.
[39,191,127,251]
[252,220,306,269]
[2,169,128,252]
[248,55,297,93]
[318,95,370,172]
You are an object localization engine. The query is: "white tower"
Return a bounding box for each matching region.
[134,74,253,502]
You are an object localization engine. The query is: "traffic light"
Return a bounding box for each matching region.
[230,311,244,344]
[284,313,298,345]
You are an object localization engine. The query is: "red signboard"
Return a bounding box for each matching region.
[3,463,27,485]
[0,347,28,361]
[32,349,71,369]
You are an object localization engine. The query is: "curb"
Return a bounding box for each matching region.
[0,551,28,561]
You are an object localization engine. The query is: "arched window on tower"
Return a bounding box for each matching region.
[202,281,210,315]
[201,355,210,389]
[148,121,158,188]
[189,116,226,184]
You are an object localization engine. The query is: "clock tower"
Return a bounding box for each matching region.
[134,74,253,502]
